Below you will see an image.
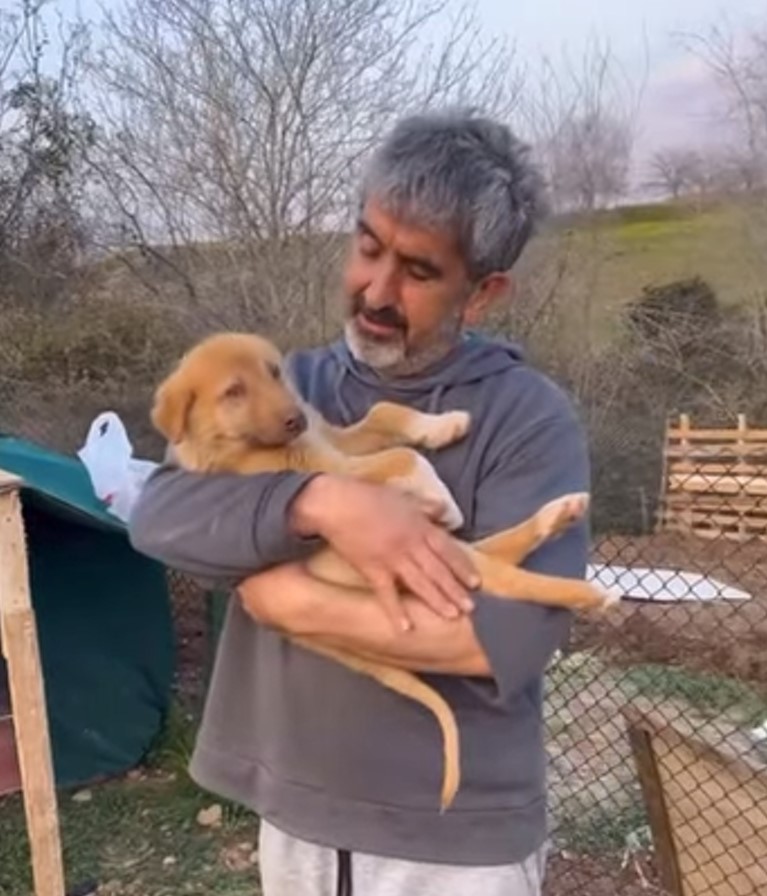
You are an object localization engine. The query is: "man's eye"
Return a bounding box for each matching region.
[408,265,433,282]
[359,235,380,258]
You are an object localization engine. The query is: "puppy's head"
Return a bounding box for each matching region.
[151,332,307,450]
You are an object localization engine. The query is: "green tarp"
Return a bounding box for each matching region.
[0,434,174,789]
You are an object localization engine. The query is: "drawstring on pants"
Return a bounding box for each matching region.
[336,849,353,896]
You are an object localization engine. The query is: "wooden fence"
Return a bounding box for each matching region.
[658,414,767,542]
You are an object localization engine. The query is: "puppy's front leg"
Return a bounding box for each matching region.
[319,402,470,456]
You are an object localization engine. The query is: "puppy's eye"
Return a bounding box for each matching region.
[223,380,246,400]
[268,363,281,381]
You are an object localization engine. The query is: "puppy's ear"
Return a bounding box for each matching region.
[151,370,195,444]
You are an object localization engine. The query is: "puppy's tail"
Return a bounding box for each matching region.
[400,669,461,812]
[361,665,461,811]
[294,638,460,810]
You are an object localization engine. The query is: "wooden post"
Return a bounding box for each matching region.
[0,470,66,896]
[736,414,747,541]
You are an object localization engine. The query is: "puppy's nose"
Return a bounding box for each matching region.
[285,410,307,436]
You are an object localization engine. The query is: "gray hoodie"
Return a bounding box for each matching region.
[128,332,590,866]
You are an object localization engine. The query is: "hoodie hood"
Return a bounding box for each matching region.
[328,331,526,414]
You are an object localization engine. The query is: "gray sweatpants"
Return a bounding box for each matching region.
[257,819,547,896]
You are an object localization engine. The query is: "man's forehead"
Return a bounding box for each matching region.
[358,199,460,261]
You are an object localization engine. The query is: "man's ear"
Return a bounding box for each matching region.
[151,369,195,444]
[463,273,513,327]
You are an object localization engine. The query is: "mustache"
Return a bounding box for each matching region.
[351,293,407,330]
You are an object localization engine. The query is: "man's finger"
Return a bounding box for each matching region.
[396,557,460,620]
[427,529,481,591]
[368,569,413,633]
[412,543,473,613]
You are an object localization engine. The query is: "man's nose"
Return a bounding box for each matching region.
[363,264,399,309]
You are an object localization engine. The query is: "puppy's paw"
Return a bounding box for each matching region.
[535,492,590,541]
[580,584,622,614]
[409,410,471,450]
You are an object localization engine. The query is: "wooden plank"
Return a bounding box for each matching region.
[653,728,767,895]
[624,707,767,896]
[0,481,66,896]
[666,427,767,441]
[662,523,753,542]
[663,523,763,544]
[660,510,767,531]
[664,445,767,460]
[668,462,767,477]
[667,475,767,496]
[625,718,685,896]
[662,494,767,513]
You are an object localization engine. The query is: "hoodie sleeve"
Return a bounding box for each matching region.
[467,405,591,706]
[127,463,324,587]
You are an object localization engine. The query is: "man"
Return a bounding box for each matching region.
[128,108,591,896]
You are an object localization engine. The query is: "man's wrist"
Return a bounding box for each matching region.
[289,474,337,538]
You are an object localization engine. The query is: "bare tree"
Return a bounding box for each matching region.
[0,0,93,308]
[80,0,521,341]
[647,148,704,200]
[516,38,642,214]
[679,19,767,195]
[679,16,767,357]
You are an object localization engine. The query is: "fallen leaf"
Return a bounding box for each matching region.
[219,843,258,872]
[196,804,223,828]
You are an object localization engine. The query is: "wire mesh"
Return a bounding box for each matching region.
[543,414,767,895]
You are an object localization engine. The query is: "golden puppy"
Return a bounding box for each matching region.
[151,332,617,810]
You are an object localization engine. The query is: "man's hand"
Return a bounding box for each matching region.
[290,475,479,632]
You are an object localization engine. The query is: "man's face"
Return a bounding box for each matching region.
[341,198,507,376]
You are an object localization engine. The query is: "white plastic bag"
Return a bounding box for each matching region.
[77,411,158,523]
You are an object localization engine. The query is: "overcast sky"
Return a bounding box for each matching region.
[474,1,764,182]
[46,0,766,189]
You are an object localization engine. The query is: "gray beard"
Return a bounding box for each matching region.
[344,311,463,379]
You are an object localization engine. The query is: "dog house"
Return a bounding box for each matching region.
[0,433,174,797]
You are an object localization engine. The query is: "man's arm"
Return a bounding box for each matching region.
[238,400,591,695]
[127,463,323,585]
[238,563,490,676]
[128,460,476,618]
[467,406,590,704]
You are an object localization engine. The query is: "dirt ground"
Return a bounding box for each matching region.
[580,531,767,684]
[546,852,662,896]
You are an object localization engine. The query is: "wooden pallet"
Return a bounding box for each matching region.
[658,414,767,543]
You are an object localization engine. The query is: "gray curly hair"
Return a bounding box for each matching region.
[359,108,547,280]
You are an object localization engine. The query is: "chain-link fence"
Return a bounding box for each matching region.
[541,413,767,895]
[159,408,767,895]
[2,369,766,895]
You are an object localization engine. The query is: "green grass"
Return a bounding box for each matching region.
[526,198,767,332]
[0,708,261,896]
[554,797,649,857]
[618,663,767,727]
